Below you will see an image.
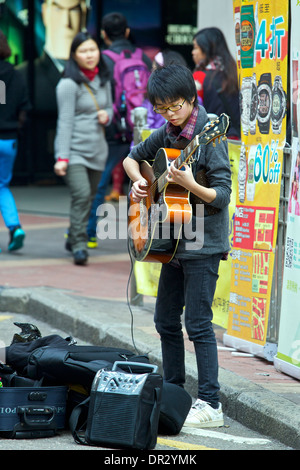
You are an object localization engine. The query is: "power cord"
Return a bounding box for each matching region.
[126,237,141,356]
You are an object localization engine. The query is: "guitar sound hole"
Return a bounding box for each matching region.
[153,190,160,204]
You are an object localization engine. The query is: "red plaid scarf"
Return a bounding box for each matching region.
[166,105,198,141]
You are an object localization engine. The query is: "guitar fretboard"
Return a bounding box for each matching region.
[157,135,200,193]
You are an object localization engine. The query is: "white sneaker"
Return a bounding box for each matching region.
[183,399,224,428]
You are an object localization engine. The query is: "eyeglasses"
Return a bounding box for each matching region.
[153,99,186,114]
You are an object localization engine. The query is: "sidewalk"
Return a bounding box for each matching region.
[0,184,300,449]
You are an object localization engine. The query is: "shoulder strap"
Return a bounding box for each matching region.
[130,48,143,60]
[69,396,90,445]
[102,49,122,63]
[83,83,100,111]
[147,386,161,449]
[102,48,143,62]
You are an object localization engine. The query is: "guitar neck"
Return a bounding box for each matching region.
[157,135,200,192]
[175,136,200,169]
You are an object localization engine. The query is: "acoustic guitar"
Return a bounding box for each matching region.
[128,113,230,263]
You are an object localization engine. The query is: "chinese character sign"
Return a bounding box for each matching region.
[237,1,288,144]
[226,1,289,348]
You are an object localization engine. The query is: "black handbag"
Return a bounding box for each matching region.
[70,362,163,450]
[158,382,192,434]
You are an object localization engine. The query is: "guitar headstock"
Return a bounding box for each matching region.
[198,113,230,147]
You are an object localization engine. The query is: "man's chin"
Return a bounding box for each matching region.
[50,34,79,59]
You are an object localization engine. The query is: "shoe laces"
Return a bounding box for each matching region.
[191,399,209,411]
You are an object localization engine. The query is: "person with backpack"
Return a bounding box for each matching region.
[86,12,152,247]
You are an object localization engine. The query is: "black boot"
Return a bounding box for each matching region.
[73,249,88,265]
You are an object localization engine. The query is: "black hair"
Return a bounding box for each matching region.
[63,31,110,85]
[147,64,197,107]
[193,27,238,94]
[0,30,12,60]
[101,12,128,41]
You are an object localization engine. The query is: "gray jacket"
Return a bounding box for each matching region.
[128,105,232,259]
[54,76,113,171]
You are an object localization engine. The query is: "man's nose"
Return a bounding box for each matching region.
[62,8,72,28]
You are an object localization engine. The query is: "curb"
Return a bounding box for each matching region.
[1,286,300,449]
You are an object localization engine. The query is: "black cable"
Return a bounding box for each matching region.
[126,237,141,355]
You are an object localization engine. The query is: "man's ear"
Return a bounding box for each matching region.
[125,27,130,39]
[101,29,111,45]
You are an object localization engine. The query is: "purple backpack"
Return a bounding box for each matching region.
[103,48,150,132]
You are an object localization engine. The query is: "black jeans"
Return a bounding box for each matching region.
[154,254,222,408]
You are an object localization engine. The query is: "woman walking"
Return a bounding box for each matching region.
[54,32,113,265]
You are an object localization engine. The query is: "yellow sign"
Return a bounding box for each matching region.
[212,140,240,328]
[227,0,289,346]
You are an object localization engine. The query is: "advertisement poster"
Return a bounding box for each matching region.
[211,140,240,328]
[274,0,300,379]
[225,0,288,353]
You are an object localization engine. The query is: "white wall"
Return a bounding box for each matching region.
[197,0,235,58]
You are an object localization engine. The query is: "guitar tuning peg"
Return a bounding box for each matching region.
[222,136,227,141]
[212,140,216,147]
[218,137,221,144]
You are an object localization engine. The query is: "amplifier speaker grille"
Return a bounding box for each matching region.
[88,392,139,446]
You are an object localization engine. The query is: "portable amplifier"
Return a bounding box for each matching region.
[85,362,162,449]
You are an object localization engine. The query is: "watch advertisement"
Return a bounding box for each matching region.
[274,0,300,379]
[226,0,288,354]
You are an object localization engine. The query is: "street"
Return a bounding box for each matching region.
[0,185,299,451]
[0,313,292,451]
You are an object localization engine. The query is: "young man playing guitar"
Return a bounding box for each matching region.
[123,64,232,428]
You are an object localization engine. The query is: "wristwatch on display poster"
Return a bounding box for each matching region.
[271,75,287,134]
[249,73,258,135]
[240,76,252,136]
[257,73,272,135]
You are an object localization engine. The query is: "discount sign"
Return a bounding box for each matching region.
[254,140,281,184]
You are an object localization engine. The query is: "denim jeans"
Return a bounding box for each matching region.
[154,254,222,408]
[0,139,21,230]
[87,142,129,238]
